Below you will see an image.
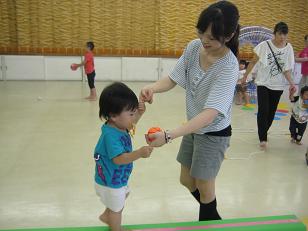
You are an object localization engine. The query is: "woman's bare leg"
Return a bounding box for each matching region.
[180,165,196,192]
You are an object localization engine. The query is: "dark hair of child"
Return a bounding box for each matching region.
[87,41,95,50]
[99,82,139,120]
[239,60,247,66]
[300,86,308,96]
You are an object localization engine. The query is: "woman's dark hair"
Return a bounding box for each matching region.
[196,1,240,56]
[300,86,308,96]
[87,41,95,50]
[273,22,288,35]
[99,82,138,120]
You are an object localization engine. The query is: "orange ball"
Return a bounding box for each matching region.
[147,127,162,142]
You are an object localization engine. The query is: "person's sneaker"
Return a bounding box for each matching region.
[290,138,295,143]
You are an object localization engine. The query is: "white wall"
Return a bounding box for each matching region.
[159,58,178,79]
[45,56,82,80]
[95,57,122,81]
[0,55,305,83]
[0,56,4,80]
[0,55,179,81]
[293,62,302,84]
[4,55,45,80]
[122,57,160,81]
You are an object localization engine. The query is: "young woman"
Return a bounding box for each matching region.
[242,22,296,149]
[140,1,239,221]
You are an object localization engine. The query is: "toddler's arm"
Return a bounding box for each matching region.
[133,101,146,124]
[112,146,153,165]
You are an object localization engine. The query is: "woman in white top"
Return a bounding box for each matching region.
[242,22,296,149]
[140,1,239,221]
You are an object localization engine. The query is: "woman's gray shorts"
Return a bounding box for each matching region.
[176,133,230,180]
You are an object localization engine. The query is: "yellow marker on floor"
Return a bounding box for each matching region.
[278,102,289,109]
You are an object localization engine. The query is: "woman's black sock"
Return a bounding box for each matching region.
[199,198,222,221]
[191,189,200,203]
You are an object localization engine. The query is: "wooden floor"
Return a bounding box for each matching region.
[0,81,307,230]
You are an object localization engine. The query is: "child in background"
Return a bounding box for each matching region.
[94,82,153,231]
[76,41,96,100]
[295,34,308,92]
[246,62,259,104]
[235,60,250,105]
[289,86,308,145]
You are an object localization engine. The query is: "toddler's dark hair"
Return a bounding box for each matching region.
[274,22,288,35]
[304,34,308,41]
[300,86,308,96]
[87,41,95,50]
[196,1,240,56]
[239,60,246,66]
[99,82,138,120]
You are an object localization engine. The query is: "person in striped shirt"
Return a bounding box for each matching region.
[140,1,239,221]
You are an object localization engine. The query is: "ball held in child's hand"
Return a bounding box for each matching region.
[147,127,162,142]
[70,63,78,71]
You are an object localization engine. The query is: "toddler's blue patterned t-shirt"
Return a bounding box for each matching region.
[94,124,133,188]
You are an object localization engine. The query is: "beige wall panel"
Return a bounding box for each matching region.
[0,0,307,55]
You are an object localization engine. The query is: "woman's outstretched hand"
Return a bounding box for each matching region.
[145,131,166,147]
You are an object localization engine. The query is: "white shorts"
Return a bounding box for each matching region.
[95,183,130,212]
